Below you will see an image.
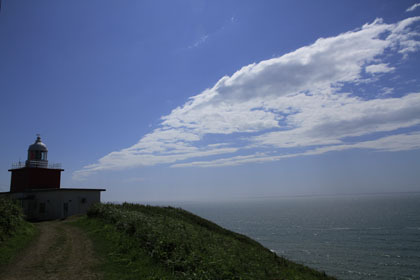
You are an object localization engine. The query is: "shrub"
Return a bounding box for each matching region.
[0,198,25,241]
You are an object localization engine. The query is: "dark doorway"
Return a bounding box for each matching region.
[63,202,68,218]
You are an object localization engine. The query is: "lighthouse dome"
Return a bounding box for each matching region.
[28,135,48,152]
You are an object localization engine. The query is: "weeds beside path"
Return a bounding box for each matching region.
[0,217,101,280]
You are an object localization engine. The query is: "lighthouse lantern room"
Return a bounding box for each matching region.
[26,134,48,167]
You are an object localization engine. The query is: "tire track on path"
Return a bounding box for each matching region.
[0,218,101,280]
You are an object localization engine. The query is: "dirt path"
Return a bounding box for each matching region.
[0,218,101,280]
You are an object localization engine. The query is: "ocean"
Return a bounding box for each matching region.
[169,193,420,280]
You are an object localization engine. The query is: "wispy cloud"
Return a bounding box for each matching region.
[406,3,420,12]
[188,34,209,49]
[378,87,394,97]
[74,16,420,179]
[187,15,237,49]
[172,132,420,168]
[365,63,395,74]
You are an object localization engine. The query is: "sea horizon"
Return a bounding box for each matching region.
[139,192,420,280]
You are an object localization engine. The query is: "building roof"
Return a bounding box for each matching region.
[0,188,106,195]
[28,135,48,152]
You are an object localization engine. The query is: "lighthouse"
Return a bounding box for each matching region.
[8,135,63,192]
[1,135,105,221]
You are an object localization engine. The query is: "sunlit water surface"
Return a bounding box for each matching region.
[166,194,420,280]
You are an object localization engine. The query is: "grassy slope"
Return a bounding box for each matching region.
[0,198,38,267]
[0,223,37,266]
[73,217,174,280]
[74,203,336,280]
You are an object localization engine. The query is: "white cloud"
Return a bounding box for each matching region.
[74,16,420,179]
[387,17,420,57]
[73,145,237,179]
[308,132,420,153]
[379,87,394,96]
[173,132,420,168]
[365,63,395,74]
[406,3,420,12]
[252,92,420,149]
[171,153,272,168]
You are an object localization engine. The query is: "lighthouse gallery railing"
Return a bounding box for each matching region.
[11,161,62,169]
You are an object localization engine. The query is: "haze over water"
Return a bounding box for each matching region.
[170,193,420,280]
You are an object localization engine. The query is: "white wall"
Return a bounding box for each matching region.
[8,190,102,220]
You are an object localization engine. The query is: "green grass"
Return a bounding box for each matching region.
[0,198,38,267]
[74,203,336,280]
[72,216,175,280]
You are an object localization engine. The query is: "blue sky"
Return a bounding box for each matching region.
[1,0,420,201]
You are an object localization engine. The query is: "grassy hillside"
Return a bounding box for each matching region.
[75,203,336,280]
[0,198,37,266]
